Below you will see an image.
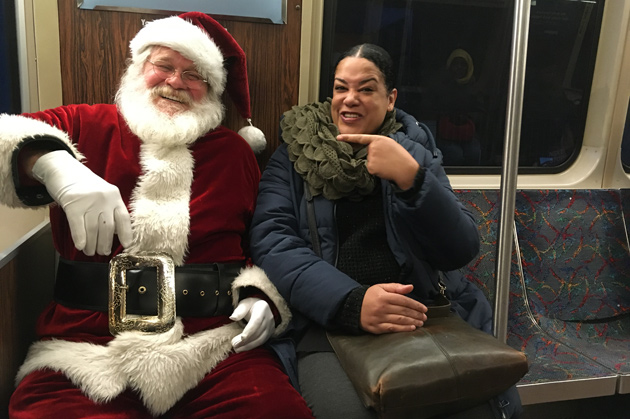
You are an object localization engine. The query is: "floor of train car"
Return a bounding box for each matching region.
[520,394,630,418]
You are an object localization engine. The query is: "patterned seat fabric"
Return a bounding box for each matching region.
[514,189,630,376]
[456,189,630,385]
[514,190,630,321]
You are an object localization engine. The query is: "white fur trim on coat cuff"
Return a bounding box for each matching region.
[231,265,291,336]
[0,114,81,208]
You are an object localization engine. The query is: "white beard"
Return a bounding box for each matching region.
[115,64,224,148]
[112,62,228,264]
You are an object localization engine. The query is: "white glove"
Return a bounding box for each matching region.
[230,297,275,353]
[32,150,133,256]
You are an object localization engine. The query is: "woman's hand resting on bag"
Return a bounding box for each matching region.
[360,283,428,334]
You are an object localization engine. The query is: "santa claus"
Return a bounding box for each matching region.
[0,11,312,419]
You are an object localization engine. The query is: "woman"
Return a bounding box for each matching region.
[251,44,521,418]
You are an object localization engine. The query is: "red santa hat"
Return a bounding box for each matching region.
[128,12,266,153]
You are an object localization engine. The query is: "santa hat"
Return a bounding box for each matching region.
[128,12,266,153]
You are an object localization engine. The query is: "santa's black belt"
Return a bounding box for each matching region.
[54,257,244,317]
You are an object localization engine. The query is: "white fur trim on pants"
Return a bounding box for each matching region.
[16,320,242,417]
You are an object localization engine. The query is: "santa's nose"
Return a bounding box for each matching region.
[165,73,187,89]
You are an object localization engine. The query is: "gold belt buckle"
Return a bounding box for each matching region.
[108,252,176,335]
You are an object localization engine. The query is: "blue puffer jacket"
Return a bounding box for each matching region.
[253,108,492,387]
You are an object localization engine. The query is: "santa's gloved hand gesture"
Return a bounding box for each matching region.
[32,150,133,256]
[230,297,275,353]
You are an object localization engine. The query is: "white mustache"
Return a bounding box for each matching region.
[152,85,193,105]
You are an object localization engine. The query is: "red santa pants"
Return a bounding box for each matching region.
[9,347,313,419]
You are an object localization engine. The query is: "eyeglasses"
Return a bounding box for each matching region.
[147,60,207,87]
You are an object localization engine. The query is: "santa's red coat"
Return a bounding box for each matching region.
[17,103,266,337]
[0,104,307,418]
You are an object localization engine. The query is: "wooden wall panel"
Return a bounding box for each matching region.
[57,0,303,169]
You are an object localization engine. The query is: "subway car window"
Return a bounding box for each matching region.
[0,0,21,114]
[319,0,604,174]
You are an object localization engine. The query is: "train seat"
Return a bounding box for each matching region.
[5,190,630,413]
[457,189,630,405]
[0,221,55,416]
[514,190,630,395]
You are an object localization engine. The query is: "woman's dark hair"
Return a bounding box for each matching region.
[335,44,395,93]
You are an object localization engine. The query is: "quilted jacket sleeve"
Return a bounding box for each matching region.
[250,145,361,328]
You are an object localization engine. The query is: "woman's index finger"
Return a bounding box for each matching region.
[336,134,378,144]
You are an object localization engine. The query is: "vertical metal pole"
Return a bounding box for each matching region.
[493,0,531,342]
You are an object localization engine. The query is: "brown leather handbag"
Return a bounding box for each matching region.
[327,311,528,419]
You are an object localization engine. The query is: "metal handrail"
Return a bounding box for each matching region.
[493,0,532,342]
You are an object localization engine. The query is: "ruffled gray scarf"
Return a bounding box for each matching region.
[281,99,401,200]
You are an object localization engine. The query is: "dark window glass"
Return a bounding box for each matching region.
[0,0,21,114]
[320,0,604,173]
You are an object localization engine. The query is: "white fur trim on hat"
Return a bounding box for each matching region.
[129,16,226,98]
[238,123,266,154]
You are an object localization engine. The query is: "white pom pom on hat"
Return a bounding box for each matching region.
[129,11,266,153]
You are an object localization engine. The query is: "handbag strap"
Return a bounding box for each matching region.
[304,181,322,257]
[428,275,452,318]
